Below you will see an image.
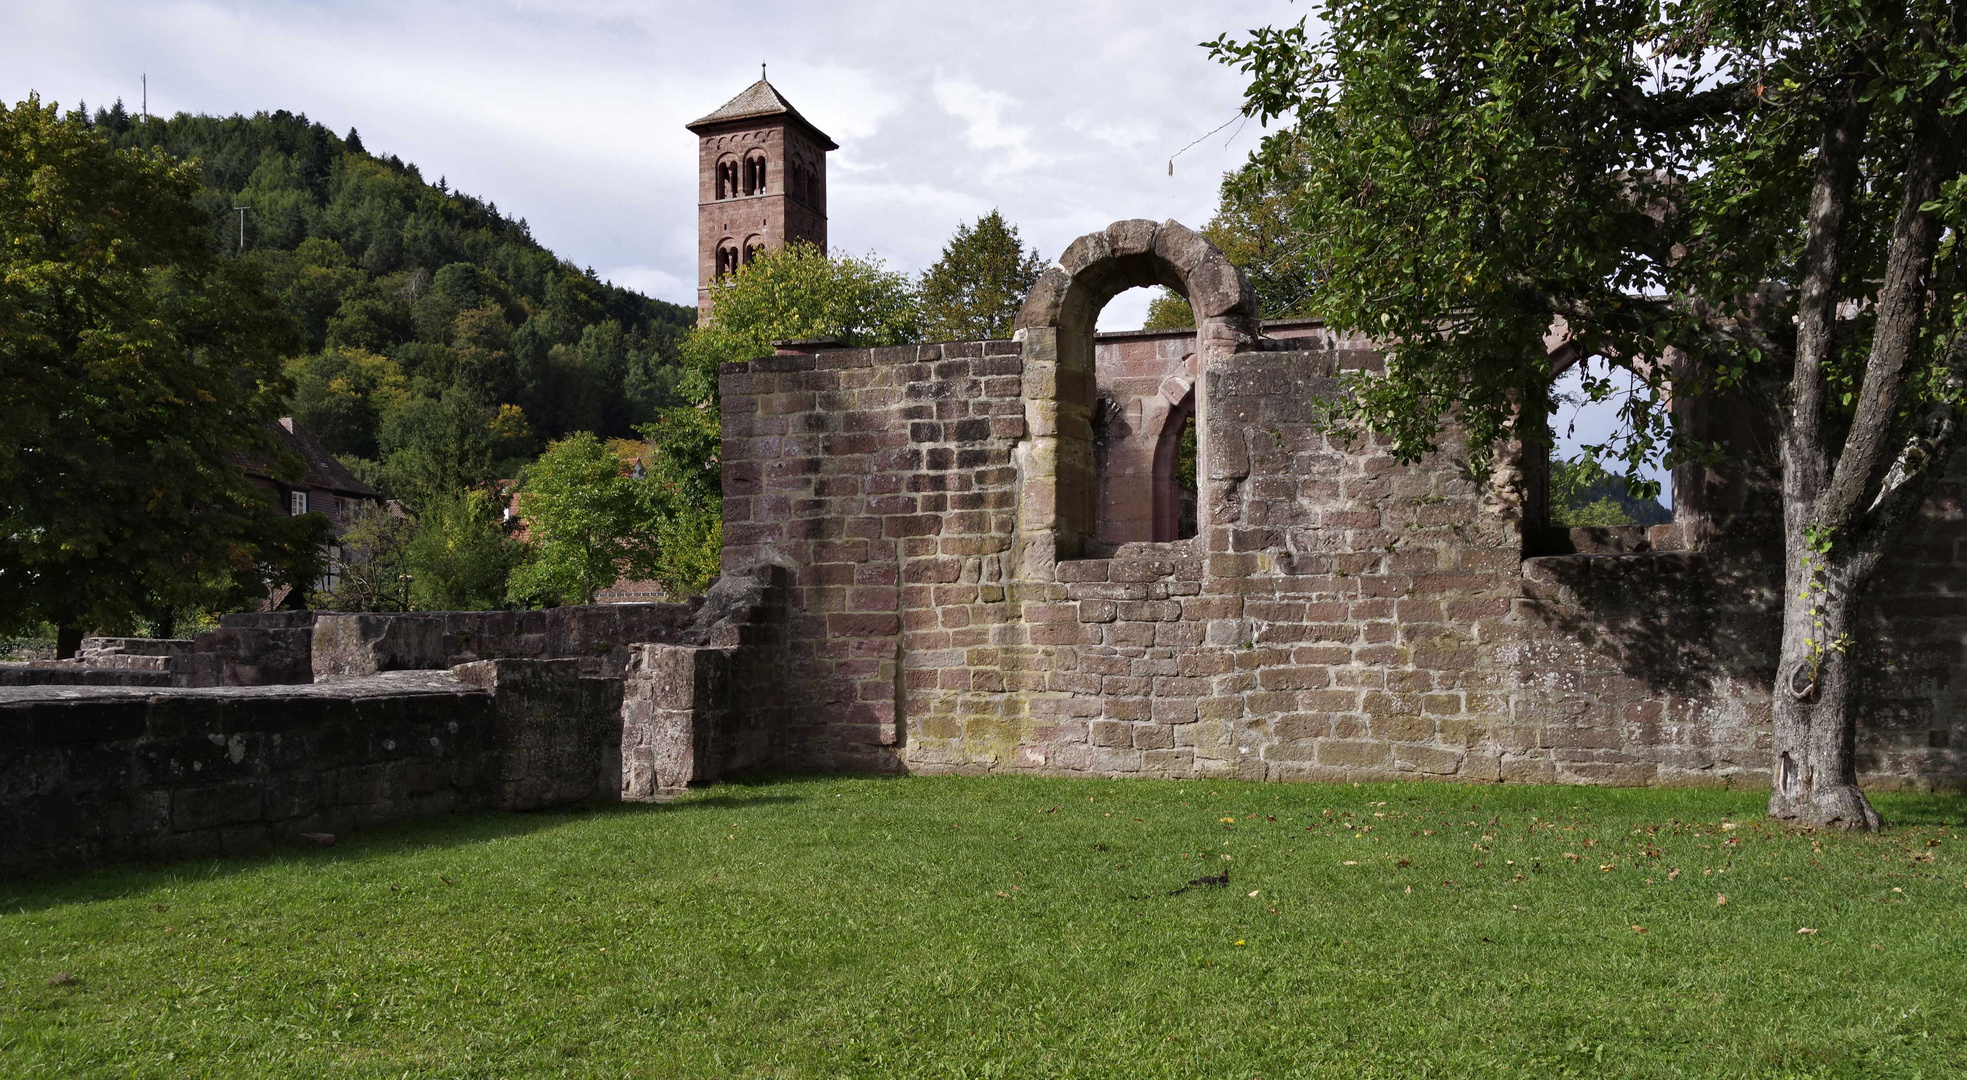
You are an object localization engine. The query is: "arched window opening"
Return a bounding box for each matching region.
[743,235,765,266]
[1086,284,1204,548]
[744,152,767,196]
[716,240,740,279]
[1150,392,1200,542]
[716,157,739,200]
[1012,219,1261,565]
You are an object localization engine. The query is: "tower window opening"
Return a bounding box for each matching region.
[743,235,765,266]
[744,152,768,196]
[716,241,740,279]
[716,158,739,200]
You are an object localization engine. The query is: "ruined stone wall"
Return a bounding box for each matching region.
[720,342,1027,771]
[0,661,622,874]
[718,338,1967,792]
[311,603,700,680]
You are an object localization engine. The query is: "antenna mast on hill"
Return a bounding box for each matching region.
[232,206,249,253]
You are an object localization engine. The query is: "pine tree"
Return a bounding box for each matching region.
[915,210,1045,342]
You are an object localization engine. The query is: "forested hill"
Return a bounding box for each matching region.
[81,102,695,499]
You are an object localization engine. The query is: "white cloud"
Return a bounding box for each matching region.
[931,76,1038,173]
[1,0,1292,329]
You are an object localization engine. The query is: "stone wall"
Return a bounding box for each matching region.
[620,566,790,796]
[713,319,1967,792]
[312,603,700,679]
[0,661,623,874]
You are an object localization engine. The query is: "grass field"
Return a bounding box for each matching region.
[2,775,1964,1079]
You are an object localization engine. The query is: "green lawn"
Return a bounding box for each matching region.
[2,776,1964,1079]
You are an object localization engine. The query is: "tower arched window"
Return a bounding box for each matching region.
[744,151,767,196]
[743,235,765,266]
[716,240,740,279]
[716,156,740,201]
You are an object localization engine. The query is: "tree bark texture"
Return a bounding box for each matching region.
[1770,73,1958,830]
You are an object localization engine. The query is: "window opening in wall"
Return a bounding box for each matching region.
[743,236,764,266]
[744,152,767,196]
[290,490,309,516]
[717,157,739,200]
[1547,362,1672,527]
[717,241,741,279]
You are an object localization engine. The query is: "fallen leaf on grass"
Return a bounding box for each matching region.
[1342,860,1358,866]
[1631,925,1647,934]
[1668,868,1682,880]
[995,891,1010,898]
[47,972,78,987]
[1797,927,1819,935]
[1247,890,1261,897]
[1599,864,1615,872]
[1563,852,1581,861]
[1220,818,1236,824]
[1715,893,1727,906]
[1233,940,1246,946]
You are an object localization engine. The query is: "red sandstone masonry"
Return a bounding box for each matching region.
[717,337,1967,791]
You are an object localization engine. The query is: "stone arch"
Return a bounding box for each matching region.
[716,155,740,200]
[1010,219,1259,573]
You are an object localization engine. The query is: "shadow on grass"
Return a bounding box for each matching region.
[0,787,811,914]
[7,774,1959,915]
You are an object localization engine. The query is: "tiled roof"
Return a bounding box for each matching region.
[686,79,837,150]
[234,419,380,499]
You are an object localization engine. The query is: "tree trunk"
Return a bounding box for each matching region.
[1767,551,1880,830]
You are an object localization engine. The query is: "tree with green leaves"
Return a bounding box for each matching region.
[506,433,652,606]
[1212,1,1967,829]
[315,502,415,612]
[686,241,917,385]
[916,210,1045,341]
[1,95,328,653]
[405,488,521,610]
[1143,156,1318,331]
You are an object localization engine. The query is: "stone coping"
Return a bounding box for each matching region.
[0,670,475,706]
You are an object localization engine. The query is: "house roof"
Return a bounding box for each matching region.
[686,79,838,150]
[234,419,380,500]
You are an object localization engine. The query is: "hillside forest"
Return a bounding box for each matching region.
[83,101,697,504]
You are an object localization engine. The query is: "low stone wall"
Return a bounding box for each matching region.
[620,568,790,797]
[0,664,174,689]
[312,603,700,680]
[0,661,623,874]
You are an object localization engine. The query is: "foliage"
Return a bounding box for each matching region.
[684,241,918,392]
[915,210,1045,341]
[1142,155,1321,331]
[636,409,724,596]
[4,777,1965,1077]
[1212,2,1967,822]
[78,102,695,498]
[314,502,415,613]
[403,488,522,611]
[1548,459,1670,528]
[0,96,329,638]
[506,433,653,606]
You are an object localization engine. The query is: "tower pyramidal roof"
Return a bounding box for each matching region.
[686,78,838,150]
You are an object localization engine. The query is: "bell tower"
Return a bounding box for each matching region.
[687,75,836,320]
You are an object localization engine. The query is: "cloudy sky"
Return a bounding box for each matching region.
[3,0,1656,491]
[2,0,1300,329]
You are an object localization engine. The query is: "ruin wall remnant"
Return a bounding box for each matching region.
[711,219,1967,791]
